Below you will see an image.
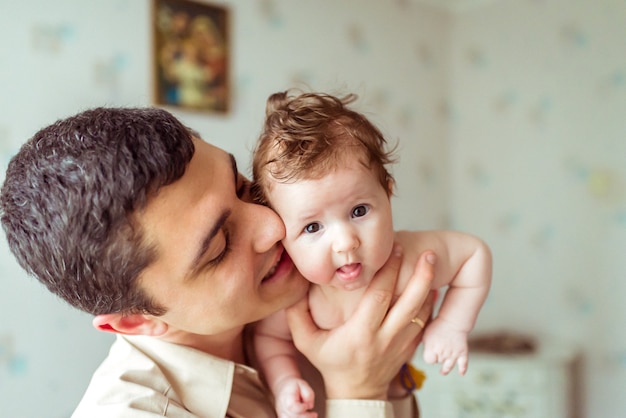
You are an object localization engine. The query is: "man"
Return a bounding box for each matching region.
[0,107,434,417]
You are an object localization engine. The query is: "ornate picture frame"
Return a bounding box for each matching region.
[152,0,230,113]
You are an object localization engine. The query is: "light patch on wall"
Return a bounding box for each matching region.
[0,335,13,364]
[467,163,491,187]
[438,99,458,124]
[597,69,626,96]
[395,105,416,129]
[234,74,253,97]
[415,43,435,69]
[94,53,129,87]
[31,23,76,52]
[600,349,626,371]
[611,70,625,87]
[288,70,315,89]
[369,89,391,113]
[587,170,613,198]
[113,0,132,11]
[466,46,487,68]
[395,0,411,9]
[529,224,556,249]
[528,96,553,127]
[565,160,622,203]
[0,125,15,166]
[560,23,588,47]
[259,0,284,28]
[347,23,370,53]
[0,334,27,376]
[564,286,594,316]
[493,90,518,112]
[0,335,29,378]
[410,0,507,13]
[495,211,521,234]
[8,354,28,376]
[416,160,436,184]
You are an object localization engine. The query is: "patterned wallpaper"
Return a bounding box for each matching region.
[0,0,623,417]
[445,2,626,415]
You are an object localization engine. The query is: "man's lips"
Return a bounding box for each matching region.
[262,246,292,283]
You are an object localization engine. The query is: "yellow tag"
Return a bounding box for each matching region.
[400,363,427,391]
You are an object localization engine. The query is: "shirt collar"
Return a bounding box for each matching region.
[123,334,243,416]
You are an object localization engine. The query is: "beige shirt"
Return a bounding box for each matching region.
[72,334,418,418]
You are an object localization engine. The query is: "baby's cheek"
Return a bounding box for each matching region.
[373,239,395,271]
[301,264,332,285]
[289,244,334,285]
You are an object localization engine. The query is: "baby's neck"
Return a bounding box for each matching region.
[308,284,368,329]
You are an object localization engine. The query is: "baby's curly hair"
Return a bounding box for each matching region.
[252,90,397,206]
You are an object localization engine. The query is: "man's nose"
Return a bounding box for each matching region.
[248,202,286,253]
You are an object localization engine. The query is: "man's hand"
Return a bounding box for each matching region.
[287,247,436,400]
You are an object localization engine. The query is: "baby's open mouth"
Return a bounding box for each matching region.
[336,263,362,282]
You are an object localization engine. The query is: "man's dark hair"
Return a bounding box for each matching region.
[0,107,195,315]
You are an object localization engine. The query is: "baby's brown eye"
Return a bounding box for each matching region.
[304,223,321,234]
[352,205,369,218]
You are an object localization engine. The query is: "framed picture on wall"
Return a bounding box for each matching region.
[152,0,229,113]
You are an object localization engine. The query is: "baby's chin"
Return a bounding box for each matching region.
[337,279,371,292]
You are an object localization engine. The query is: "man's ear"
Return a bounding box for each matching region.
[92,313,168,336]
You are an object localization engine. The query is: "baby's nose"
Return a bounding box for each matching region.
[332,228,360,253]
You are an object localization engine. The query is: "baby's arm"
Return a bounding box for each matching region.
[254,309,316,418]
[396,230,492,375]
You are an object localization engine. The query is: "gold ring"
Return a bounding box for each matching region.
[410,317,425,328]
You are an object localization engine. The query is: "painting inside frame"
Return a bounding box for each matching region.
[152,0,229,113]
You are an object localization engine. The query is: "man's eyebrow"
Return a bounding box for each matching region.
[188,209,231,277]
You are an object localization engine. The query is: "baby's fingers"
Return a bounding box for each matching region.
[422,346,437,365]
[457,355,468,376]
[440,358,455,375]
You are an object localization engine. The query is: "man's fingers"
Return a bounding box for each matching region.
[348,244,403,332]
[412,289,436,330]
[382,250,436,335]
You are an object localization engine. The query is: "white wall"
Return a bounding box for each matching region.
[0,1,448,417]
[446,1,626,416]
[0,0,624,417]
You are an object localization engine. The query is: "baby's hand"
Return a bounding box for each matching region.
[421,317,469,375]
[274,377,317,418]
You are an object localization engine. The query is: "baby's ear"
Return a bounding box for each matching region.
[386,177,395,196]
[92,313,168,336]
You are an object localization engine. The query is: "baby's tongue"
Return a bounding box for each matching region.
[338,264,359,274]
[337,263,362,282]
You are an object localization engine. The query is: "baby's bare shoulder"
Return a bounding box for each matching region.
[393,229,451,292]
[394,229,444,255]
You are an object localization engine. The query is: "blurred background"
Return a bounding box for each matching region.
[0,0,624,416]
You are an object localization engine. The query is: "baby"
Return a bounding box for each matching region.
[252,90,492,418]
